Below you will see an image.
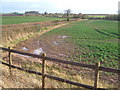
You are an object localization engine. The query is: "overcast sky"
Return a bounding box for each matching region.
[1,0,119,14]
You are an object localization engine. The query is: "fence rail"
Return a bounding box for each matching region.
[1,47,119,73]
[0,61,94,89]
[0,47,119,89]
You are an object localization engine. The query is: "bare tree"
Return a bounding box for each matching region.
[65,9,71,21]
[44,12,48,15]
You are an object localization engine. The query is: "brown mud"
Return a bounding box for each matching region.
[2,21,118,88]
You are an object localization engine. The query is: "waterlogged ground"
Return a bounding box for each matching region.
[11,20,119,87]
[43,20,119,69]
[14,34,74,60]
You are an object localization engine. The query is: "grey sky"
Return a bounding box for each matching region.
[1,0,119,14]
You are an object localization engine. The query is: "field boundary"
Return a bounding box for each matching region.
[1,20,66,47]
[1,19,81,47]
[1,47,120,89]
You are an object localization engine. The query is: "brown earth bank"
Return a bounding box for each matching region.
[14,30,118,87]
[1,19,81,47]
[1,20,118,88]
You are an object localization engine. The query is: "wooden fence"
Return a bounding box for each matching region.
[0,47,120,89]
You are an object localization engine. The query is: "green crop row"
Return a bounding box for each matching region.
[2,16,64,25]
[44,20,119,69]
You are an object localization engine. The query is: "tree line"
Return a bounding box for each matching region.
[104,15,120,21]
[2,10,120,21]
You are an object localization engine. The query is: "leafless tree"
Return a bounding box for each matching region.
[65,9,71,21]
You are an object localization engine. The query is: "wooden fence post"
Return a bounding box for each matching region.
[118,74,120,89]
[41,53,46,89]
[94,62,100,89]
[8,47,12,75]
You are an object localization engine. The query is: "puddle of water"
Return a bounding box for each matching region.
[37,41,40,46]
[33,48,44,55]
[59,53,68,57]
[18,54,31,58]
[17,48,44,58]
[16,53,31,58]
[53,41,59,45]
[59,36,67,39]
[16,47,29,58]
[22,47,29,51]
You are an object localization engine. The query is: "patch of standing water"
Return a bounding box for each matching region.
[17,47,30,57]
[17,47,44,58]
[58,36,68,39]
[59,53,68,57]
[37,41,40,46]
[33,48,44,55]
[22,47,29,51]
[18,54,31,58]
[53,41,59,45]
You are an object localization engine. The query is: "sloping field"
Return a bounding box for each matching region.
[39,20,119,69]
[2,20,119,88]
[2,16,64,25]
[1,20,69,47]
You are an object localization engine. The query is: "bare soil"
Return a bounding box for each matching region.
[2,22,118,88]
[14,30,76,63]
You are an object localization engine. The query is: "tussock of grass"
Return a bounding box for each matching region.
[1,20,118,88]
[1,56,116,88]
[1,20,67,47]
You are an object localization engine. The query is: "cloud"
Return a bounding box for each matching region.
[53,0,119,14]
[1,0,119,14]
[1,0,44,2]
[1,1,57,13]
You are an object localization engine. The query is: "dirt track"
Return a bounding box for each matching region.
[12,20,83,60]
[3,21,118,88]
[13,23,76,61]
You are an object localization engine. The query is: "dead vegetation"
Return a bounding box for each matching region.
[1,20,69,47]
[1,55,114,88]
[1,19,118,88]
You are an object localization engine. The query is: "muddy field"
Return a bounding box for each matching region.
[11,28,118,88]
[2,20,119,88]
[14,32,76,61]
